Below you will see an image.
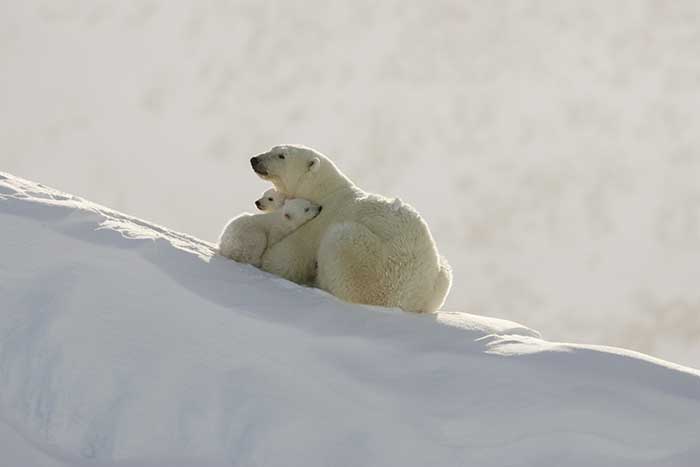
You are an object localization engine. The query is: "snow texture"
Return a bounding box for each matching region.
[1,172,699,466]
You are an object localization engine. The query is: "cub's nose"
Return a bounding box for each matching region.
[250,156,259,168]
[255,200,261,209]
[318,206,323,212]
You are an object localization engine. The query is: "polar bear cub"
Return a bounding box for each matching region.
[254,188,287,212]
[218,198,322,267]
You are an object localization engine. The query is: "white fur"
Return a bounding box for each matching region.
[251,145,452,313]
[218,198,322,267]
[255,188,287,212]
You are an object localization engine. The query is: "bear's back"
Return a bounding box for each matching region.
[347,192,433,246]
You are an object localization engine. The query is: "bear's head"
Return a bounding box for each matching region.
[250,145,351,201]
[281,198,323,227]
[254,188,286,212]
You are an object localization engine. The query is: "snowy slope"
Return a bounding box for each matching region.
[1,172,699,467]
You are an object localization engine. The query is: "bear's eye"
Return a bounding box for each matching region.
[268,197,273,201]
[278,154,285,159]
[305,208,309,212]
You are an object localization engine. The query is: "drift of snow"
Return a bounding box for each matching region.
[1,172,699,467]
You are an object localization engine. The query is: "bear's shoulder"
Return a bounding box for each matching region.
[231,211,277,229]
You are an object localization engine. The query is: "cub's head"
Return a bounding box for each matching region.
[250,145,340,199]
[254,188,286,212]
[281,198,323,227]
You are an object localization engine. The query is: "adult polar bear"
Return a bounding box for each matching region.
[251,144,452,313]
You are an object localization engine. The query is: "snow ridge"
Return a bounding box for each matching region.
[1,172,699,467]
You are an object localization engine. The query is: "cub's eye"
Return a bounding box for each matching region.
[278,154,285,159]
[305,208,309,212]
[268,197,273,201]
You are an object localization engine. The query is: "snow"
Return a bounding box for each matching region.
[1,172,699,466]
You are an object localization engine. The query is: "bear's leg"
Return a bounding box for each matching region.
[317,222,389,307]
[261,239,315,285]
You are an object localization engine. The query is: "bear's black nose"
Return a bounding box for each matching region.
[318,206,323,212]
[255,200,261,209]
[250,157,259,168]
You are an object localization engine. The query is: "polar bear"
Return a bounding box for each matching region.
[218,198,322,267]
[254,188,287,212]
[250,144,452,313]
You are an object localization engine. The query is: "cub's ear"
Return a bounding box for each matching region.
[284,213,291,220]
[308,157,320,172]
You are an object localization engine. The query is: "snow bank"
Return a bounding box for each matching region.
[1,173,699,467]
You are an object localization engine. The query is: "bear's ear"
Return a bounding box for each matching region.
[308,157,320,173]
[284,212,291,220]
